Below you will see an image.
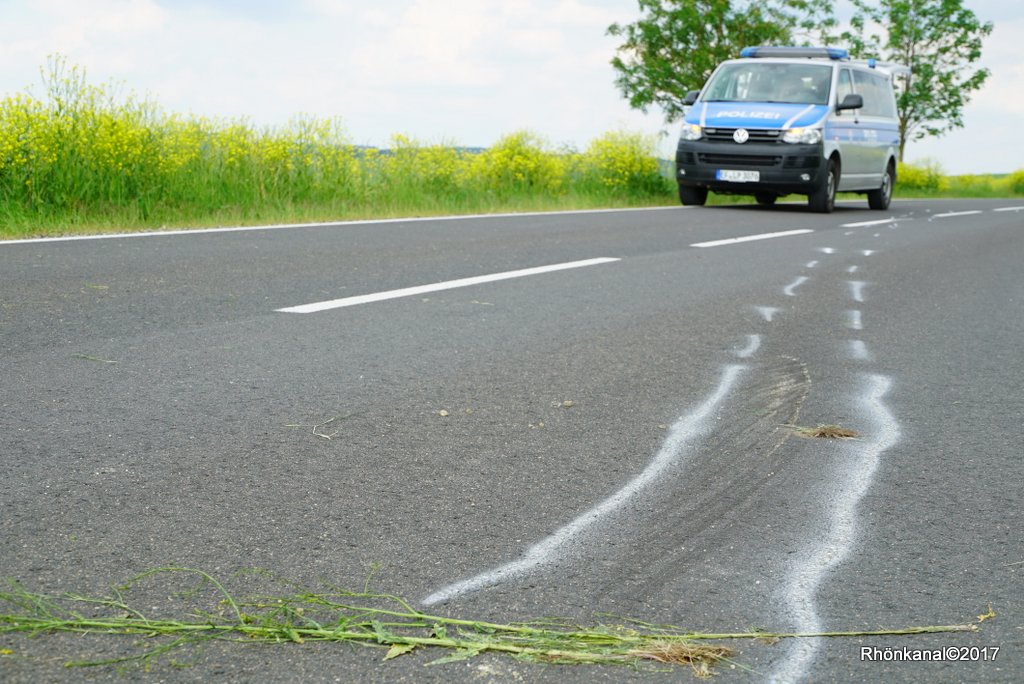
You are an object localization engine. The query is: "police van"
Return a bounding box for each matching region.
[675,46,908,213]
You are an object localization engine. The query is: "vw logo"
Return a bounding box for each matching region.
[733,128,750,144]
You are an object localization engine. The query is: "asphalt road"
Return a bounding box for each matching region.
[1,199,1022,682]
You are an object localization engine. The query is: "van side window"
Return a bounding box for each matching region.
[837,69,854,112]
[852,70,897,118]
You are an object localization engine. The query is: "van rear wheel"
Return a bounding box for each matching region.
[679,184,708,206]
[868,162,894,210]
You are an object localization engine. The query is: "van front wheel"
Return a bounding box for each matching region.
[868,162,894,210]
[679,185,708,206]
[808,160,838,213]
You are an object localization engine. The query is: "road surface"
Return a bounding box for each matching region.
[1,199,1021,682]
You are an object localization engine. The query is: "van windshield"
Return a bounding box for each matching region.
[702,63,832,105]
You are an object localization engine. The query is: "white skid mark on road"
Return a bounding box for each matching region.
[817,247,837,254]
[848,281,867,303]
[769,374,899,683]
[783,276,809,297]
[862,249,876,256]
[847,265,859,274]
[757,306,782,322]
[736,334,761,359]
[848,340,872,360]
[421,364,747,606]
[846,310,863,331]
[806,260,819,269]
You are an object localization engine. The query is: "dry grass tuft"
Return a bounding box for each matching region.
[631,641,732,676]
[789,424,859,439]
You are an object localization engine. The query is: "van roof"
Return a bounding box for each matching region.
[737,46,910,76]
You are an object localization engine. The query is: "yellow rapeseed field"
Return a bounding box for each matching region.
[0,57,673,237]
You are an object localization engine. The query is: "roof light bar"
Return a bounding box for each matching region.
[740,46,850,60]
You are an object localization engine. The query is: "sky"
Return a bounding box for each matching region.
[0,0,1021,174]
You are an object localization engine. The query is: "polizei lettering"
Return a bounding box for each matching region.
[716,111,783,119]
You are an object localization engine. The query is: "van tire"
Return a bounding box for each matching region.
[755,192,778,206]
[679,184,708,206]
[808,159,838,213]
[868,161,895,210]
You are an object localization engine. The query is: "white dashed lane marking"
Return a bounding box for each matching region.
[690,229,813,248]
[276,257,621,313]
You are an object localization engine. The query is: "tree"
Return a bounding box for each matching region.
[607,0,837,122]
[843,0,992,161]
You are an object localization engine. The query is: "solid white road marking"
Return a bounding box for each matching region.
[690,229,813,248]
[421,364,746,605]
[783,276,809,297]
[0,207,683,246]
[276,258,621,313]
[993,206,1024,212]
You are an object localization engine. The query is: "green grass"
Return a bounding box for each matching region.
[0,567,982,676]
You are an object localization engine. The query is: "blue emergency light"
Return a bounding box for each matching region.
[740,46,850,60]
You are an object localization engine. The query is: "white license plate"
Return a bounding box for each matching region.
[716,169,760,182]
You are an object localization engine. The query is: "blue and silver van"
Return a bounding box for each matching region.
[675,46,907,213]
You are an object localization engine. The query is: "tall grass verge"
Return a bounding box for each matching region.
[0,567,980,675]
[0,57,674,239]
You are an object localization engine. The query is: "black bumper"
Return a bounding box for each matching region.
[676,140,827,196]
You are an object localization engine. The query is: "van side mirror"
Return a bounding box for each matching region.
[837,93,864,111]
[683,90,700,106]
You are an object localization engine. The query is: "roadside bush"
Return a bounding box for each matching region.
[946,174,995,196]
[380,133,466,199]
[896,159,946,192]
[1004,169,1024,195]
[580,130,670,196]
[467,131,566,196]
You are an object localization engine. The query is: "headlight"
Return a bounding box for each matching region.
[680,124,703,141]
[782,128,823,144]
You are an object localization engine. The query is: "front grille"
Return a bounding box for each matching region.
[699,153,782,167]
[703,128,781,143]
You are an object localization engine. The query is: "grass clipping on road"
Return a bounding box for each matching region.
[0,568,979,677]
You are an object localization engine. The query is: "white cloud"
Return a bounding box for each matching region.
[350,0,498,88]
[303,0,353,18]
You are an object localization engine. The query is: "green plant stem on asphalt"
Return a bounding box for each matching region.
[0,567,981,676]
